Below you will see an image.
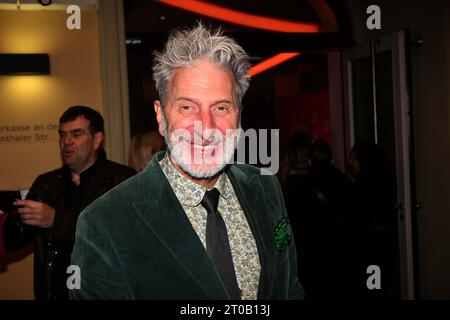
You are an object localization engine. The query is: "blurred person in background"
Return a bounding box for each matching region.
[128,130,165,172]
[0,106,135,300]
[282,138,360,299]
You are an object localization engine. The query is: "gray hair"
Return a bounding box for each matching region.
[152,23,251,108]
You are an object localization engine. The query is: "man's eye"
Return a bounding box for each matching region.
[180,105,195,112]
[214,105,229,113]
[71,131,85,138]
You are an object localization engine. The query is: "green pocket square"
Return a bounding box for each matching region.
[273,217,292,253]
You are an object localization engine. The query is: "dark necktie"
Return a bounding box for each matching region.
[201,188,241,300]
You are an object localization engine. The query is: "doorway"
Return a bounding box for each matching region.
[343,30,416,299]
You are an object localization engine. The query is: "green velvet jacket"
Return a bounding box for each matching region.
[70,152,304,300]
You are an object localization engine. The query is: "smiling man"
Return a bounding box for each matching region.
[0,106,135,300]
[70,24,304,300]
[155,58,241,187]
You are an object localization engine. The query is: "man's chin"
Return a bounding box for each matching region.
[178,162,225,179]
[167,142,235,179]
[62,158,75,167]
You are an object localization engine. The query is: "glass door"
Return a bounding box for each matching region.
[343,30,415,299]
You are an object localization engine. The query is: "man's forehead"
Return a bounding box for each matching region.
[168,64,235,101]
[60,116,90,130]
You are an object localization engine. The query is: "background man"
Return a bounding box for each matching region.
[70,24,303,300]
[0,106,135,300]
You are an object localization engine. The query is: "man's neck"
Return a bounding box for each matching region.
[69,154,99,186]
[168,154,219,190]
[71,172,81,186]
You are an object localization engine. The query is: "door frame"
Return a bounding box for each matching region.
[98,0,130,165]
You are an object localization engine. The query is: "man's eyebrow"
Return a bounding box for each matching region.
[174,97,234,105]
[58,128,85,134]
[211,99,233,105]
[174,97,199,104]
[70,128,84,133]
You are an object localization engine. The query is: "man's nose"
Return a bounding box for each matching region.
[62,134,73,145]
[197,110,216,139]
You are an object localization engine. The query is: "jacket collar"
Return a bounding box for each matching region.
[131,152,228,299]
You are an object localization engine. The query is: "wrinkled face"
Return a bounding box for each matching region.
[58,116,103,173]
[154,60,241,179]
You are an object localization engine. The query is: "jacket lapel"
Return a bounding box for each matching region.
[130,153,229,299]
[227,166,276,300]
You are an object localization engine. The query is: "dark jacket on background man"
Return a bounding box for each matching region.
[2,149,135,300]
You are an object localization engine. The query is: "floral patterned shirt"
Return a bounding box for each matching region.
[160,153,261,300]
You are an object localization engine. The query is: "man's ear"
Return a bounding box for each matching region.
[154,100,165,137]
[93,132,104,150]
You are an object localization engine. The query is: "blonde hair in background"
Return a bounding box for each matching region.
[128,131,165,172]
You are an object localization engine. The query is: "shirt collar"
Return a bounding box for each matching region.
[215,171,232,200]
[159,152,231,207]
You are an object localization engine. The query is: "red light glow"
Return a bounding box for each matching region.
[157,0,319,33]
[248,53,301,77]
